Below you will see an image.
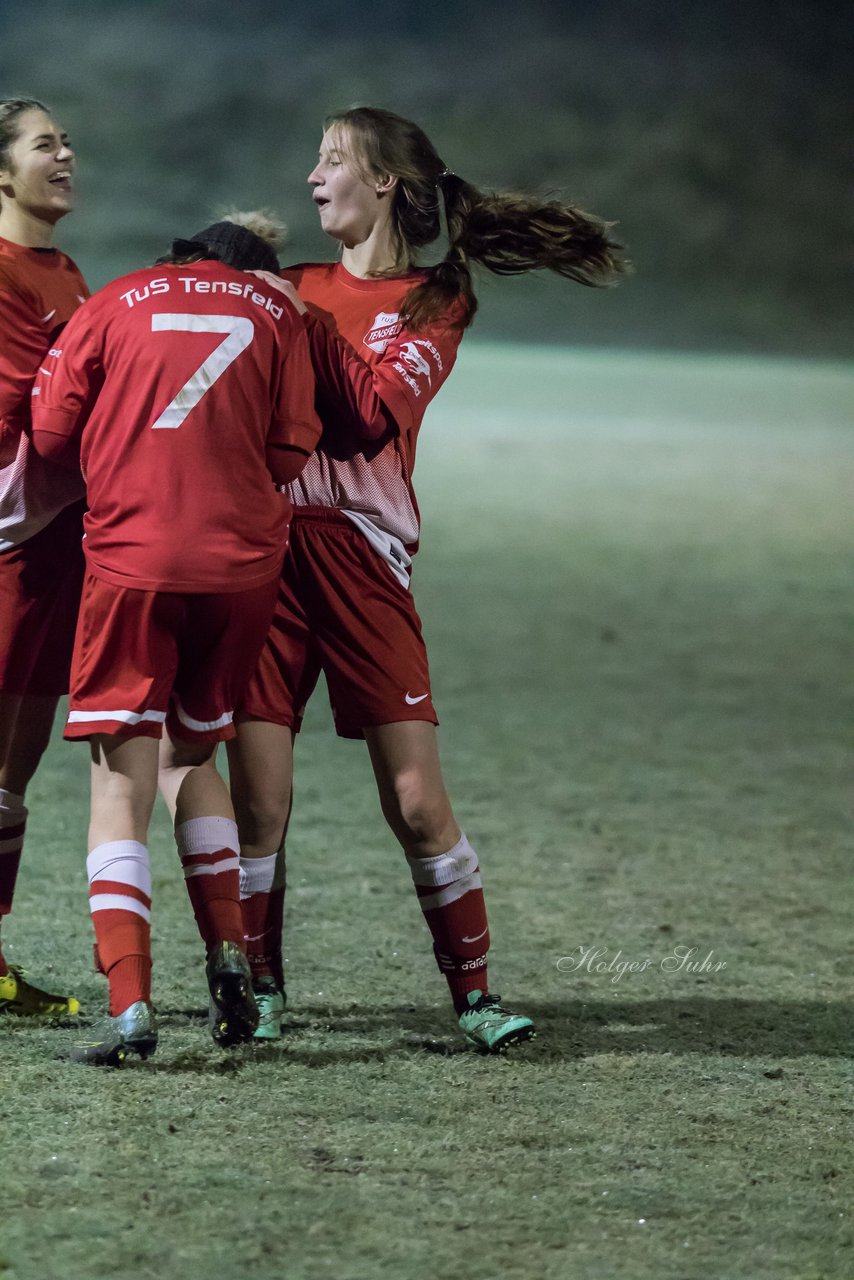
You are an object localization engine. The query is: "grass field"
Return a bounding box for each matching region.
[1,344,851,1280]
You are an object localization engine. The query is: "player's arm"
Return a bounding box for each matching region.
[0,284,60,444]
[304,302,464,444]
[303,312,398,442]
[266,314,323,485]
[30,308,103,467]
[264,443,315,486]
[265,272,463,441]
[366,306,465,436]
[254,274,396,443]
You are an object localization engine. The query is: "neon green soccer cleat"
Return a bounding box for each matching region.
[0,966,80,1017]
[458,990,536,1054]
[69,1001,157,1067]
[252,977,286,1041]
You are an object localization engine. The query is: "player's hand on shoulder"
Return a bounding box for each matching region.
[250,271,307,315]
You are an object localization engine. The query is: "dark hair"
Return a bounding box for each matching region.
[155,218,280,272]
[0,97,50,168]
[326,106,627,330]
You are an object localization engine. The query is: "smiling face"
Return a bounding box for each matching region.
[307,125,393,249]
[0,108,75,227]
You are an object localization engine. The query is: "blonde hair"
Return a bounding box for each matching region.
[218,208,288,254]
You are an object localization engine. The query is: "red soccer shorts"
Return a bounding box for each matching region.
[240,507,438,740]
[0,499,85,697]
[66,573,279,745]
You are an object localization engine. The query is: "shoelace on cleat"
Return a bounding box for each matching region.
[468,993,504,1015]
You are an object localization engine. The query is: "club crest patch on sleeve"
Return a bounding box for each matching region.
[363,311,402,353]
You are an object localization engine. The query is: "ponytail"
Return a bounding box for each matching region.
[402,171,626,331]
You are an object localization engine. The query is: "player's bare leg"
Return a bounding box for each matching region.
[227,719,294,1036]
[0,693,81,1016]
[364,721,459,856]
[365,721,534,1053]
[0,692,59,795]
[89,733,159,848]
[227,720,294,857]
[158,736,232,825]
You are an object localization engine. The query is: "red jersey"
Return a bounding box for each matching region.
[282,262,464,580]
[0,236,89,547]
[32,261,321,593]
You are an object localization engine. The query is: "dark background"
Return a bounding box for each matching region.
[1,0,851,355]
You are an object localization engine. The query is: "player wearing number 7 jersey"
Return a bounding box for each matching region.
[31,218,321,1065]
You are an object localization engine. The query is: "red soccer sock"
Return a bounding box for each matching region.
[0,789,28,976]
[106,954,152,1014]
[406,833,491,1015]
[87,841,153,1016]
[176,817,244,954]
[239,849,286,986]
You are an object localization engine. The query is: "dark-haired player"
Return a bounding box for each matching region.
[32,220,321,1064]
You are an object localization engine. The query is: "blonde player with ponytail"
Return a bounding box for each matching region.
[230,107,626,1051]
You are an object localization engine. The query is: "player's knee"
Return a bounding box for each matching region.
[233,787,290,851]
[381,775,450,846]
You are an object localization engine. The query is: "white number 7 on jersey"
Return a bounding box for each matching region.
[149,313,255,430]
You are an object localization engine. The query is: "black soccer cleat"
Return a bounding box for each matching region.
[206,941,259,1048]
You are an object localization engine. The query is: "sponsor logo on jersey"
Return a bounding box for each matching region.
[391,338,443,399]
[399,341,432,383]
[405,691,429,704]
[363,311,402,353]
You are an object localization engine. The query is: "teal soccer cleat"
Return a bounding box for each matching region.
[252,976,286,1041]
[458,990,536,1054]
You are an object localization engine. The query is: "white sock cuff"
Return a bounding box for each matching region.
[239,851,281,899]
[175,816,239,859]
[87,840,151,895]
[0,788,27,819]
[416,870,483,912]
[406,832,478,887]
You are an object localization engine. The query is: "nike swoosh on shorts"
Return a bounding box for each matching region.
[405,692,430,705]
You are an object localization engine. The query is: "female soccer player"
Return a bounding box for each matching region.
[31,219,321,1065]
[0,97,88,1017]
[230,107,626,1051]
